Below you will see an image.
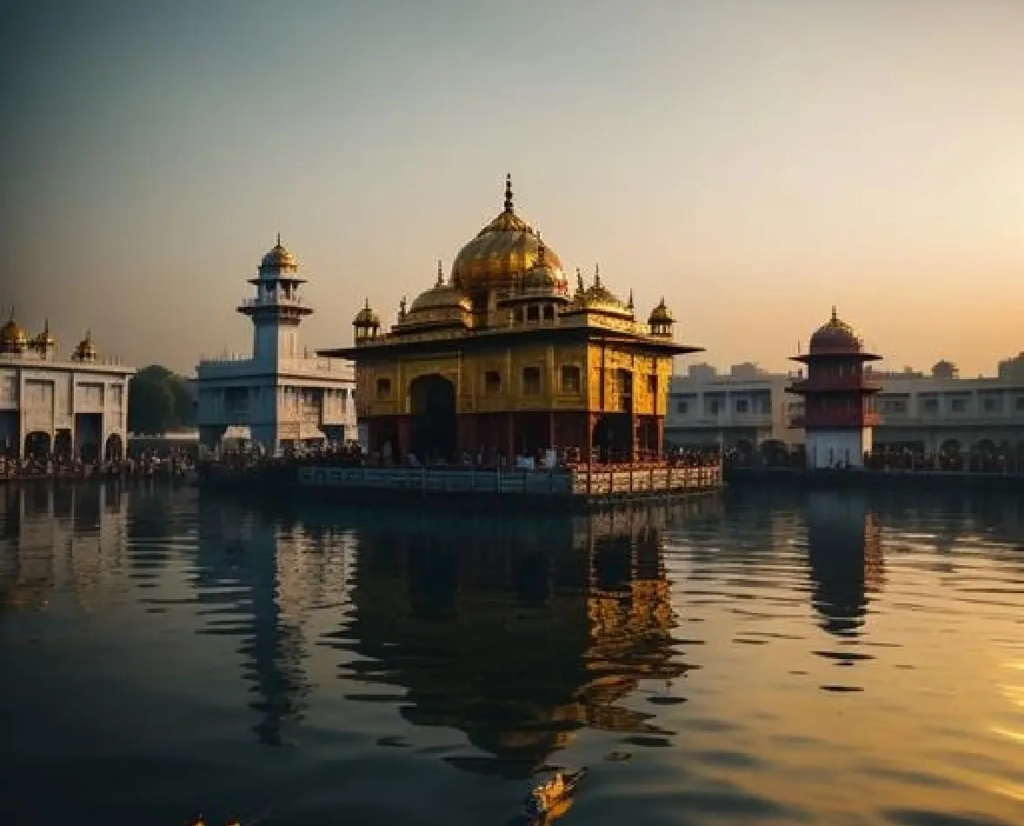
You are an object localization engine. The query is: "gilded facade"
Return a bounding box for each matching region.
[320,177,702,463]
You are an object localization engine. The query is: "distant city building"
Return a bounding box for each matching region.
[785,308,882,469]
[667,349,1024,455]
[0,311,133,460]
[193,237,356,454]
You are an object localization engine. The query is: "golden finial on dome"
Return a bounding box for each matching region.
[627,289,634,310]
[575,268,584,294]
[594,264,601,287]
[503,173,513,212]
[436,259,444,287]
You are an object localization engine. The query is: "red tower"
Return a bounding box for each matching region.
[786,308,882,469]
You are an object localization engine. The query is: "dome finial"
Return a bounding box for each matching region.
[831,305,838,322]
[594,264,601,287]
[627,288,634,310]
[436,259,444,286]
[575,268,584,294]
[276,232,282,247]
[503,173,513,212]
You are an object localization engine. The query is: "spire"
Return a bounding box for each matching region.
[276,232,282,247]
[503,173,514,212]
[575,268,584,294]
[627,289,634,310]
[364,298,370,309]
[594,264,601,287]
[436,259,444,286]
[831,305,838,322]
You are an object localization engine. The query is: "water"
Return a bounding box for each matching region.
[1,483,1023,826]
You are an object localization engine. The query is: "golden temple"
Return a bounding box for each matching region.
[319,175,703,464]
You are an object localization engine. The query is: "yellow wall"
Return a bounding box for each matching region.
[356,340,673,418]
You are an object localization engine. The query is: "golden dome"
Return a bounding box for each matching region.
[809,306,862,354]
[451,175,565,291]
[408,261,472,315]
[573,266,632,317]
[519,236,570,297]
[353,299,381,328]
[259,233,298,273]
[0,310,27,351]
[648,298,675,326]
[73,330,97,362]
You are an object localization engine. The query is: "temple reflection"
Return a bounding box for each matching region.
[0,482,129,613]
[340,505,694,777]
[195,499,318,747]
[804,491,885,640]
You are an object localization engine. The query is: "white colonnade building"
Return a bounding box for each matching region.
[0,313,133,461]
[194,237,356,454]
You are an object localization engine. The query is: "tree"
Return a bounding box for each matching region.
[128,375,176,435]
[127,364,194,434]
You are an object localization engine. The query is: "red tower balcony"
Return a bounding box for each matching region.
[789,409,882,429]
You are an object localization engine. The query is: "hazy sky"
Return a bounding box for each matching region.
[4,0,1023,376]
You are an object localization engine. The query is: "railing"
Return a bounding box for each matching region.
[238,296,307,308]
[296,463,723,498]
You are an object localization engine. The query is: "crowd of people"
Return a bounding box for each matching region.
[722,441,1024,475]
[0,447,197,482]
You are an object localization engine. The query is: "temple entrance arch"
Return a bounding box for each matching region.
[104,433,124,461]
[24,431,51,459]
[409,374,456,462]
[592,413,631,463]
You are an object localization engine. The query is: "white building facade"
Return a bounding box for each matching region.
[667,362,1024,454]
[194,237,357,454]
[0,314,133,461]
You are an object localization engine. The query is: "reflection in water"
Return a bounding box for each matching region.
[196,500,316,746]
[2,485,1024,826]
[805,491,885,640]
[338,507,694,777]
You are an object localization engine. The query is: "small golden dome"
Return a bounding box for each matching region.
[353,299,381,328]
[408,261,472,315]
[451,175,565,291]
[30,318,55,350]
[573,266,632,317]
[648,298,675,326]
[809,306,862,354]
[259,233,298,272]
[0,311,27,352]
[519,235,570,297]
[73,330,97,362]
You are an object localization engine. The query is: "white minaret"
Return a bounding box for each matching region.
[239,235,313,367]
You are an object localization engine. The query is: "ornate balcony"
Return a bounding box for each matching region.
[789,410,882,428]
